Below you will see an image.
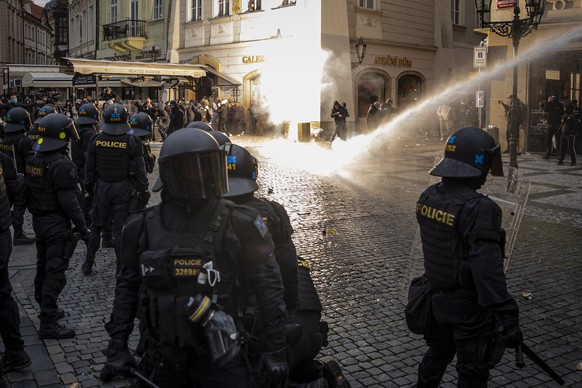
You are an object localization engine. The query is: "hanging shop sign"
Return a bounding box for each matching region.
[374,55,412,68]
[73,73,97,86]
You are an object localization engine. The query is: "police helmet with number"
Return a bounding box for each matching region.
[4,107,32,134]
[152,128,228,199]
[75,103,99,125]
[33,105,56,125]
[430,127,503,178]
[129,112,153,137]
[101,103,130,135]
[34,113,75,153]
[223,144,258,198]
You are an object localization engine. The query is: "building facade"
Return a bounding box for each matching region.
[1,0,53,93]
[69,0,97,59]
[481,0,582,152]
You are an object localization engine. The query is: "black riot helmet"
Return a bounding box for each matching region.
[33,105,56,125]
[186,121,213,132]
[129,112,153,137]
[430,127,503,178]
[101,103,130,135]
[223,144,259,198]
[33,113,78,153]
[4,107,32,134]
[152,128,228,200]
[75,103,99,125]
[208,131,231,146]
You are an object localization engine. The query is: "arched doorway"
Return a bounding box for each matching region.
[397,73,424,111]
[356,71,390,118]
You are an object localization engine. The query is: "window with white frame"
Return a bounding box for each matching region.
[217,0,230,17]
[110,0,117,23]
[359,0,376,10]
[153,0,163,20]
[190,0,202,21]
[451,0,462,25]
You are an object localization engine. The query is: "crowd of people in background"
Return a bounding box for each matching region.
[540,93,581,166]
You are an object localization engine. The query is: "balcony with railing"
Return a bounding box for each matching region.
[103,19,147,52]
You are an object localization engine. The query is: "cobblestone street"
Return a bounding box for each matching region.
[3,134,582,387]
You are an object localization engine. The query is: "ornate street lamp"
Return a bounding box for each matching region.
[475,0,545,192]
[352,37,367,68]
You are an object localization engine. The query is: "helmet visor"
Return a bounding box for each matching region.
[488,144,503,177]
[159,151,228,199]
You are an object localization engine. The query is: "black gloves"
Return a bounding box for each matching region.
[497,315,523,349]
[77,227,91,242]
[136,190,151,210]
[258,348,289,388]
[84,184,94,202]
[99,340,135,382]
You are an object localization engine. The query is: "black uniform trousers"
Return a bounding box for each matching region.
[32,213,71,325]
[0,228,24,353]
[11,201,26,235]
[88,179,131,264]
[417,290,496,388]
[545,122,560,157]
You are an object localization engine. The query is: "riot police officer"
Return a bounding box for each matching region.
[0,151,31,372]
[72,103,99,224]
[30,105,56,144]
[101,128,288,387]
[129,112,156,175]
[224,144,349,387]
[415,127,521,387]
[83,103,149,275]
[1,107,35,245]
[26,113,89,339]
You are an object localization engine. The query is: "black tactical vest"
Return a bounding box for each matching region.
[25,153,63,216]
[71,127,93,175]
[0,135,27,173]
[0,163,12,231]
[416,184,482,292]
[94,133,131,181]
[139,200,232,349]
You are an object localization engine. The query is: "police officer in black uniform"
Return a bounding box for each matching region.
[1,107,35,245]
[224,144,349,387]
[0,150,31,372]
[101,128,288,387]
[415,127,522,387]
[83,103,149,275]
[129,112,157,175]
[26,113,90,339]
[72,103,99,224]
[29,105,56,144]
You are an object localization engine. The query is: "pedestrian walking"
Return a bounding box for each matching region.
[167,100,184,136]
[541,94,564,159]
[83,103,149,275]
[557,103,579,166]
[26,113,90,339]
[413,127,522,387]
[100,128,288,387]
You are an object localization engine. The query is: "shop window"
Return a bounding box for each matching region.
[357,72,389,118]
[398,74,423,111]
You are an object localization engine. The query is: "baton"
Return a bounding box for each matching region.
[128,366,160,388]
[516,342,564,386]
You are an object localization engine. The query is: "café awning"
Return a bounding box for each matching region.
[200,65,241,86]
[121,78,163,88]
[21,72,74,88]
[64,58,206,78]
